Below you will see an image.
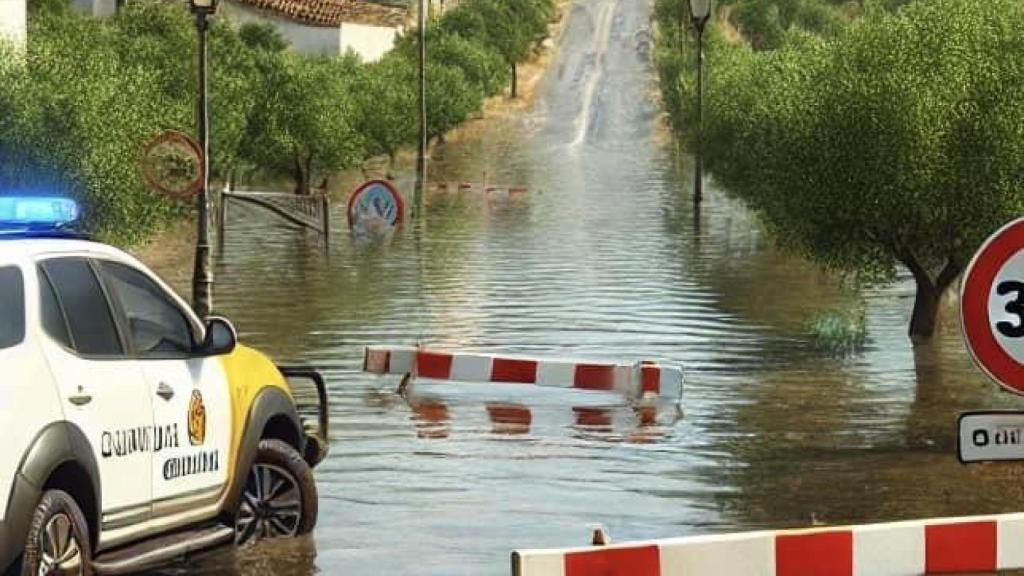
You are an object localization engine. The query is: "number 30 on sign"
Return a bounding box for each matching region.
[962,218,1024,395]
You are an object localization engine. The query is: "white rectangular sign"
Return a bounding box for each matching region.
[959,411,1024,463]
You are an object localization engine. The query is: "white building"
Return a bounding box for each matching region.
[0,0,25,48]
[57,0,405,62]
[221,0,405,61]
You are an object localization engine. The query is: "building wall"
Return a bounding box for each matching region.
[221,2,342,56]
[0,0,26,47]
[71,0,116,17]
[339,22,398,63]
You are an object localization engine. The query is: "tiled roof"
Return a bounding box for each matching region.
[233,0,408,27]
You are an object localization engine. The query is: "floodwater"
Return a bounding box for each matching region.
[162,0,1024,574]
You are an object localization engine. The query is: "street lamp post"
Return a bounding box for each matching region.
[688,0,711,209]
[189,0,218,320]
[413,0,428,217]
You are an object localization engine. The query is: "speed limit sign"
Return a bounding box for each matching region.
[962,218,1024,394]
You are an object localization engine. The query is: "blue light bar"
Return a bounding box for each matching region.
[0,197,80,226]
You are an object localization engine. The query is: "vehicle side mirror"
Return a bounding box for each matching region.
[197,316,237,357]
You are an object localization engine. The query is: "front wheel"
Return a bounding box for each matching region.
[21,490,92,576]
[235,439,318,547]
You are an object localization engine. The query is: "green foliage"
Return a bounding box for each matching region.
[808,308,867,356]
[729,0,849,49]
[661,0,1024,340]
[653,0,731,136]
[26,0,70,19]
[424,58,484,140]
[0,6,191,244]
[238,21,288,53]
[436,0,553,95]
[354,54,417,163]
[395,27,509,97]
[243,53,365,194]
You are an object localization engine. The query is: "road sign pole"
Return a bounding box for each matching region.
[192,8,213,320]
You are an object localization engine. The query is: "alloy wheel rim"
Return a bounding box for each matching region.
[38,512,83,576]
[236,463,302,546]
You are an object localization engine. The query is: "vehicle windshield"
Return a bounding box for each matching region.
[0,266,25,349]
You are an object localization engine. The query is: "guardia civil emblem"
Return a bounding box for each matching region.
[188,390,206,446]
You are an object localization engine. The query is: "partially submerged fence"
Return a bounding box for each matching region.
[512,513,1024,576]
[217,187,330,245]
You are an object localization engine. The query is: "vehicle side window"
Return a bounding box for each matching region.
[38,269,73,349]
[40,258,123,356]
[0,267,25,349]
[98,261,195,357]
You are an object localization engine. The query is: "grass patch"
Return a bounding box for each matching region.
[808,307,866,356]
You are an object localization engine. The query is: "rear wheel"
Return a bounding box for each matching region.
[234,439,318,547]
[21,490,92,576]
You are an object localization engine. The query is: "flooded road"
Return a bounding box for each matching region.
[167,0,1024,573]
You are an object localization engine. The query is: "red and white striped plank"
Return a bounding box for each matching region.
[363,346,684,401]
[511,513,1024,576]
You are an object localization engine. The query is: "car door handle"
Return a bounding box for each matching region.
[68,393,92,406]
[156,382,175,401]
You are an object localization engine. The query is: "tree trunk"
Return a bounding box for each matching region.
[904,255,962,345]
[292,154,306,196]
[303,155,313,196]
[386,151,396,180]
[909,280,941,345]
[510,62,518,99]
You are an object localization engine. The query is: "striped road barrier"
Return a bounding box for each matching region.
[363,346,684,402]
[511,513,1024,576]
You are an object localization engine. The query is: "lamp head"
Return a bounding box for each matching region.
[189,0,218,14]
[689,0,712,27]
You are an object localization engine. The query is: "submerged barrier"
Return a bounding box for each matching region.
[512,512,1024,576]
[363,346,684,402]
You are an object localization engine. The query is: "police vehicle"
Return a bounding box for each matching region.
[0,197,329,575]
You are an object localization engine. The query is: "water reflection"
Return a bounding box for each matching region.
[487,403,533,435]
[397,387,681,443]
[155,537,318,576]
[409,397,452,440]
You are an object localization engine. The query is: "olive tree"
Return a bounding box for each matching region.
[730,0,848,49]
[701,0,1024,342]
[242,53,365,195]
[439,0,552,97]
[353,54,417,175]
[395,27,509,97]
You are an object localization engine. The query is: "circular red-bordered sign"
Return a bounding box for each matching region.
[347,179,405,229]
[962,218,1024,395]
[140,130,205,200]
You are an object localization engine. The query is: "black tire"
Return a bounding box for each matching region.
[235,439,318,547]
[21,489,92,576]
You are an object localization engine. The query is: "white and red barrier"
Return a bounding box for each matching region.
[363,346,684,402]
[512,513,1024,575]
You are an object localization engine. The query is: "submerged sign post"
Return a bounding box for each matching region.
[959,218,1024,463]
[347,179,404,234]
